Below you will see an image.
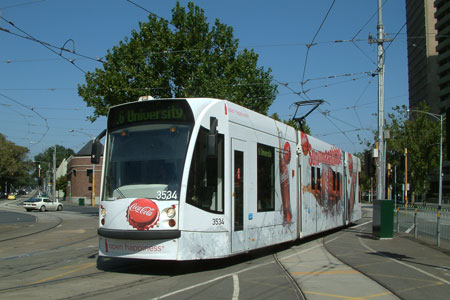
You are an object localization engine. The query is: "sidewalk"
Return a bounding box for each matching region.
[278,219,450,300]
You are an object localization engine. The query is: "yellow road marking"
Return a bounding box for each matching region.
[291,269,359,275]
[305,290,393,299]
[30,262,96,285]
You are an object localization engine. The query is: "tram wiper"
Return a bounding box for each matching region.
[115,187,126,199]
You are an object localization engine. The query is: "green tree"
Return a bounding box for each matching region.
[390,104,443,199]
[33,145,75,180]
[0,133,32,193]
[78,1,277,121]
[56,176,68,198]
[361,103,444,200]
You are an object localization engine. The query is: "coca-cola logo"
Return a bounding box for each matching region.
[283,142,291,164]
[301,132,311,156]
[127,198,160,230]
[129,203,155,216]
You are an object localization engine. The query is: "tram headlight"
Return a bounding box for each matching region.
[100,206,107,217]
[166,207,176,218]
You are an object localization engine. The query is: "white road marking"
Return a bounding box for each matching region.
[232,274,239,300]
[151,242,324,300]
[358,236,450,285]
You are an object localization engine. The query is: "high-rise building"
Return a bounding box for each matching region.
[405,0,440,113]
[435,0,450,111]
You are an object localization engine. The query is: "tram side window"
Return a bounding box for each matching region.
[332,171,341,192]
[337,172,340,192]
[257,143,275,212]
[316,168,321,190]
[186,127,224,213]
[332,171,336,191]
[311,167,321,190]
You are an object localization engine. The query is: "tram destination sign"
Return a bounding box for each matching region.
[108,99,194,129]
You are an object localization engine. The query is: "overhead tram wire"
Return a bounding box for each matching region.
[0,0,45,10]
[295,0,364,151]
[0,22,403,65]
[0,92,50,144]
[310,1,390,149]
[383,22,407,55]
[350,0,388,65]
[294,0,359,152]
[0,24,104,64]
[318,107,357,152]
[126,0,167,21]
[0,16,89,73]
[300,0,336,99]
[0,106,32,139]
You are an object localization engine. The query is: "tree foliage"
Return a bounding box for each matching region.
[56,176,68,195]
[78,1,277,121]
[0,133,33,192]
[33,145,75,180]
[361,103,444,198]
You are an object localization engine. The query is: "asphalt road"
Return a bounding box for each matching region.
[0,197,302,300]
[2,197,449,300]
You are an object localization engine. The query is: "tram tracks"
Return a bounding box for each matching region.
[0,256,168,299]
[2,243,308,300]
[0,214,63,243]
[273,251,307,300]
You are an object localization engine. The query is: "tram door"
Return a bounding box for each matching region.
[232,139,247,253]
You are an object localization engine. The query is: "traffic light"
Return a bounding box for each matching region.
[364,150,375,177]
[37,164,42,185]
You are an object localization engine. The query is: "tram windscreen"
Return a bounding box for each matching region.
[102,123,192,201]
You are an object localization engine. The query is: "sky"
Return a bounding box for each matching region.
[0,0,408,159]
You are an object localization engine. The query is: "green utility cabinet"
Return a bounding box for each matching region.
[373,200,394,239]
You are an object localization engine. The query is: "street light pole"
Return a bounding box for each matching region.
[53,146,56,201]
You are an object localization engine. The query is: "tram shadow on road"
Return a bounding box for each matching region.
[94,223,364,276]
[95,242,295,276]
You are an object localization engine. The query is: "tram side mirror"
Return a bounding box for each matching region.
[207,117,218,158]
[91,129,106,164]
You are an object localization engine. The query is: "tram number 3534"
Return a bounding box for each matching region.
[212,218,225,226]
[156,190,177,200]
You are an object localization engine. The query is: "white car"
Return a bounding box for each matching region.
[23,197,63,212]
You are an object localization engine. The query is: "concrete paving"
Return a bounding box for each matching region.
[278,217,450,300]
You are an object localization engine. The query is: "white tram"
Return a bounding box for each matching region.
[93,98,361,260]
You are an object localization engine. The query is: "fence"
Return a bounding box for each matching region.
[394,206,450,246]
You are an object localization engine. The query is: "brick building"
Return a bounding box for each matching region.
[66,140,103,205]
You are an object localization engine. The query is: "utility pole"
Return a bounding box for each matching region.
[405,148,408,209]
[369,0,392,200]
[53,146,56,201]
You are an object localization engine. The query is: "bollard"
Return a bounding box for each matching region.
[396,207,400,232]
[414,208,418,239]
[437,208,441,247]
